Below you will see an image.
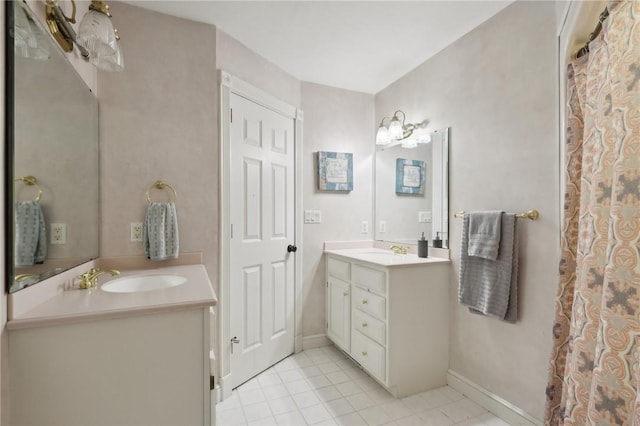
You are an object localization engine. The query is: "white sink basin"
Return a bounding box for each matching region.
[101,274,187,293]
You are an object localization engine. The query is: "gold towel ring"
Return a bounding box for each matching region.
[146,180,177,203]
[15,176,43,202]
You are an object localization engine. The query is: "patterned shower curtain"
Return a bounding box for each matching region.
[545,1,640,425]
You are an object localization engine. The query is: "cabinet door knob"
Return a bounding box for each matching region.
[362,323,368,328]
[362,299,368,305]
[362,351,368,356]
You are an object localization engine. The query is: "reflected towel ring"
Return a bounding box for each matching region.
[15,175,43,202]
[146,180,177,203]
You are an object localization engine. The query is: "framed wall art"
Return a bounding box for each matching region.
[317,151,353,191]
[396,158,425,194]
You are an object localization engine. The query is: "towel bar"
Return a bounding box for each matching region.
[454,210,539,220]
[146,180,177,203]
[15,176,43,202]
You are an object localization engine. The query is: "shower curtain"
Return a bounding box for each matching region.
[545,1,640,425]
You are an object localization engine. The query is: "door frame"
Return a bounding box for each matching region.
[217,70,304,400]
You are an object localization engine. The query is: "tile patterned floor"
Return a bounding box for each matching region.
[216,345,513,426]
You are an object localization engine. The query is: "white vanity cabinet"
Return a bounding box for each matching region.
[325,252,449,398]
[9,308,212,426]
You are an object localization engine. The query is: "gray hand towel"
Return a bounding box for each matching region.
[468,211,502,260]
[143,202,179,261]
[458,213,518,323]
[14,201,47,267]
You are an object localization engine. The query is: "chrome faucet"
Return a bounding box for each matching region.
[390,245,408,255]
[78,267,120,289]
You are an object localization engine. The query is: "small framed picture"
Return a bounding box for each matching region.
[396,158,425,194]
[317,151,353,191]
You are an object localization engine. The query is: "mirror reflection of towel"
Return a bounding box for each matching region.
[143,202,179,261]
[15,201,47,267]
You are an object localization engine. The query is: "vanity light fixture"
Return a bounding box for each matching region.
[44,0,123,71]
[376,110,429,148]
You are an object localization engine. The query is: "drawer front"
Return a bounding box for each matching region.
[327,256,350,281]
[353,287,386,321]
[352,264,386,294]
[352,331,386,383]
[353,309,386,346]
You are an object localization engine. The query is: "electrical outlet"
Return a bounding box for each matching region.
[130,222,143,242]
[361,220,369,234]
[379,220,386,233]
[51,223,66,245]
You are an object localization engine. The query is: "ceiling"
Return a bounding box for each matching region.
[127,1,514,94]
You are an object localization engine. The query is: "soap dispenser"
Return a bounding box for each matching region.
[418,232,428,258]
[433,232,443,248]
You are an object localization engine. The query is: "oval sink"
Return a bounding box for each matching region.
[101,274,187,293]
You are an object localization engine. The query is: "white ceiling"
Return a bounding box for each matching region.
[126,1,514,94]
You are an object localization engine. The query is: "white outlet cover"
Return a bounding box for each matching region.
[361,220,368,234]
[379,220,386,233]
[130,222,143,242]
[51,223,67,245]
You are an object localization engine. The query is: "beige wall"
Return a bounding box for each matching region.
[376,1,558,420]
[216,29,300,108]
[97,2,219,312]
[301,82,375,337]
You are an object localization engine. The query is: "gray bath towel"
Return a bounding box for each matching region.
[14,201,47,267]
[144,202,179,261]
[468,211,502,260]
[458,213,518,323]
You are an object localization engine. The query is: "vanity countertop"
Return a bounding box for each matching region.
[325,247,450,267]
[7,264,217,331]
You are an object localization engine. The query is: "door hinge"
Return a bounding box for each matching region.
[326,281,328,288]
[230,108,233,123]
[210,375,215,390]
[231,224,233,238]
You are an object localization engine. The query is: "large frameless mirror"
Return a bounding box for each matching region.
[374,127,449,248]
[7,1,100,292]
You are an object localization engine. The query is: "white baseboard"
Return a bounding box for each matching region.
[447,370,542,426]
[302,334,332,350]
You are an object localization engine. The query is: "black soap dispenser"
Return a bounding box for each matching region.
[433,232,443,248]
[418,232,428,258]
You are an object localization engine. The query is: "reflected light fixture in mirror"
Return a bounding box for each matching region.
[45,0,124,71]
[14,2,50,60]
[376,110,430,149]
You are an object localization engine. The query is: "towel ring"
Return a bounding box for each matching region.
[146,180,177,203]
[15,176,43,202]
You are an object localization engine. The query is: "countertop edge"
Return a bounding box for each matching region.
[325,249,451,268]
[7,298,217,331]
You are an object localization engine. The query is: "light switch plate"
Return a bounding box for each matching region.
[304,210,322,224]
[379,220,386,233]
[418,211,432,223]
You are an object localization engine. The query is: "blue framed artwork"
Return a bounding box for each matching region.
[317,151,353,191]
[396,158,425,194]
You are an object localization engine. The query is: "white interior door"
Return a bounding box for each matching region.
[229,93,295,388]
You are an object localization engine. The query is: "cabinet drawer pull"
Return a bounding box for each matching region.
[362,351,368,356]
[343,292,349,297]
[362,323,368,328]
[362,299,368,305]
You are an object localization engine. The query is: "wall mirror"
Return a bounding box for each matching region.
[7,1,100,293]
[374,127,449,248]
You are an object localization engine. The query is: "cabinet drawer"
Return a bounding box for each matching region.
[327,257,350,281]
[353,309,386,346]
[353,264,386,294]
[352,331,386,383]
[353,287,386,321]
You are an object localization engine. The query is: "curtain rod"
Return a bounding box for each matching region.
[575,6,610,58]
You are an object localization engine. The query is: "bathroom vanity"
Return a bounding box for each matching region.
[7,264,216,426]
[325,247,449,398]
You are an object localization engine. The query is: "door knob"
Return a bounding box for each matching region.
[287,245,298,253]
